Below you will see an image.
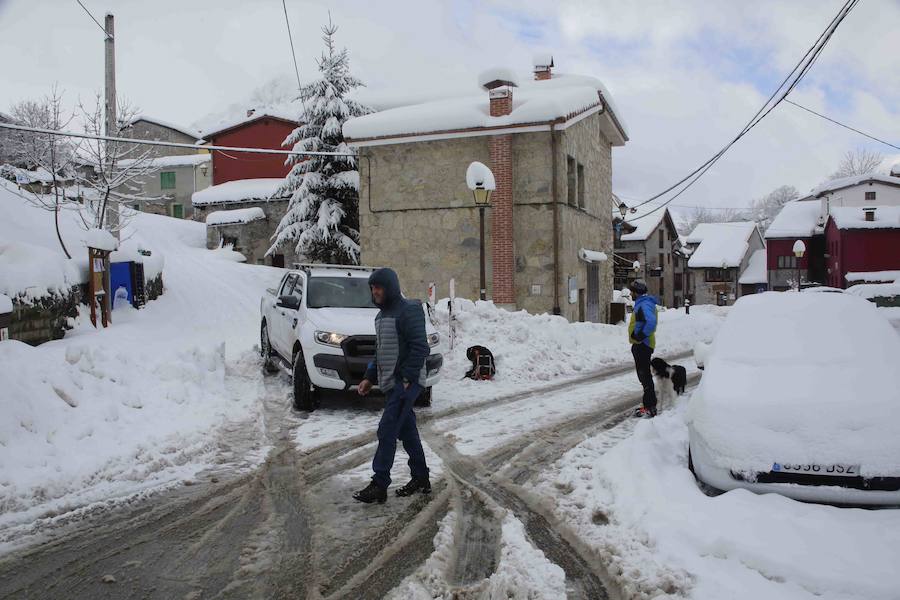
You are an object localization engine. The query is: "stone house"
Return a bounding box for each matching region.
[612,202,680,307]
[120,154,211,219]
[343,57,628,322]
[192,178,298,267]
[125,115,203,156]
[683,221,765,306]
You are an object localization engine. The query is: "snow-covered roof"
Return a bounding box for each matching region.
[811,173,900,196]
[199,109,298,139]
[117,153,211,170]
[83,228,118,251]
[738,249,767,284]
[845,270,900,283]
[844,282,900,300]
[0,293,12,314]
[686,222,760,268]
[829,206,900,230]
[129,115,203,141]
[191,178,287,206]
[206,206,266,226]
[14,167,58,184]
[343,72,627,144]
[618,202,670,242]
[893,163,900,177]
[765,200,822,239]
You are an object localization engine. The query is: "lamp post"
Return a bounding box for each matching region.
[466,162,495,301]
[793,239,806,291]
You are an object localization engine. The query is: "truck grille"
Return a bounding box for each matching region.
[342,335,376,358]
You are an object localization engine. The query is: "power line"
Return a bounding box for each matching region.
[281,0,303,91]
[785,99,900,151]
[74,0,110,38]
[625,0,859,223]
[0,121,356,157]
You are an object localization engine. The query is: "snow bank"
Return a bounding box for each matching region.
[535,399,900,600]
[845,270,900,283]
[688,292,900,474]
[0,241,81,301]
[191,178,285,206]
[844,282,900,300]
[206,206,266,226]
[764,199,822,238]
[82,228,118,251]
[686,222,759,268]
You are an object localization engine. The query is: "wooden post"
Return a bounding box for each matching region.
[88,247,112,328]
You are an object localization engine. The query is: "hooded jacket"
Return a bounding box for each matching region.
[363,268,429,391]
[628,294,658,348]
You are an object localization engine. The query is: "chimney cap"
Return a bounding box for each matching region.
[533,53,554,70]
[246,108,256,118]
[478,67,520,91]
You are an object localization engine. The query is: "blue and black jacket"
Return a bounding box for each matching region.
[628,294,658,349]
[364,268,429,391]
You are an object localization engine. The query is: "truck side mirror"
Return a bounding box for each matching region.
[277,295,301,310]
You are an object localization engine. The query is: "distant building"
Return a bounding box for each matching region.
[192,178,298,267]
[613,202,681,307]
[344,57,628,322]
[122,154,211,219]
[0,111,18,165]
[125,115,204,157]
[764,199,822,290]
[683,222,765,306]
[199,110,298,185]
[825,206,900,289]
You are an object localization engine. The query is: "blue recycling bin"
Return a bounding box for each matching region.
[110,262,133,309]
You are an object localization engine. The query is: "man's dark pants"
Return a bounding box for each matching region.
[631,343,657,413]
[372,379,429,489]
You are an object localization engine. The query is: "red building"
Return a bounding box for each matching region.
[825,206,900,288]
[202,110,299,185]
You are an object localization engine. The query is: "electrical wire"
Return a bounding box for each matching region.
[785,99,900,151]
[282,0,303,91]
[74,0,110,38]
[0,121,355,157]
[624,0,859,222]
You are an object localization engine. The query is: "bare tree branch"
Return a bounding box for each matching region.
[830,147,883,179]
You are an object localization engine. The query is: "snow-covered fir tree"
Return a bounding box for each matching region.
[269,17,370,264]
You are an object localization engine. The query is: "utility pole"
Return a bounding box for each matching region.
[104,13,119,239]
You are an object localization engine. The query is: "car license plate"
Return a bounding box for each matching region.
[772,462,860,476]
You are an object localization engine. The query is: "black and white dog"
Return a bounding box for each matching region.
[650,357,687,409]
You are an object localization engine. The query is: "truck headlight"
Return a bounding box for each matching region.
[315,331,348,347]
[427,332,440,347]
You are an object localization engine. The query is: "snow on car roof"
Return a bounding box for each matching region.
[765,200,822,239]
[686,222,759,268]
[191,178,287,206]
[829,206,900,230]
[738,249,767,284]
[343,72,627,142]
[688,292,900,474]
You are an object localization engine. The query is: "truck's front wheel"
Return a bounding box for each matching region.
[260,322,278,374]
[292,351,318,412]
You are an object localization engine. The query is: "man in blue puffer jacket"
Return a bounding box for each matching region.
[353,268,431,504]
[628,280,659,418]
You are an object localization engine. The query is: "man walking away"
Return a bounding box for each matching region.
[629,280,658,418]
[354,268,431,504]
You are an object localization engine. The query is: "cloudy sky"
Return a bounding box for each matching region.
[1,0,898,218]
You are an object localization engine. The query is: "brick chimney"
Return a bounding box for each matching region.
[864,206,876,222]
[533,54,554,81]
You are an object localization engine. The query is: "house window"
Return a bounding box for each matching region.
[132,204,140,211]
[658,230,664,249]
[577,163,585,209]
[170,203,184,219]
[659,253,664,268]
[160,171,176,189]
[777,255,798,269]
[705,268,728,282]
[865,191,876,201]
[566,156,577,206]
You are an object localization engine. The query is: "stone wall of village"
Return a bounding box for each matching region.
[198,199,300,267]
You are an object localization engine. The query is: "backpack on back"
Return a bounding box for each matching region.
[464,345,496,381]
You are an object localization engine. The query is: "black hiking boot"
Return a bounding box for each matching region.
[353,481,387,504]
[395,477,431,497]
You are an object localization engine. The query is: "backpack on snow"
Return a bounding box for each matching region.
[464,345,496,381]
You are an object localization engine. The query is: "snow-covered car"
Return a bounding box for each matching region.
[260,264,443,411]
[688,292,900,505]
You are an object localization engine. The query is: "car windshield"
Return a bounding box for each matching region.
[306,276,376,309]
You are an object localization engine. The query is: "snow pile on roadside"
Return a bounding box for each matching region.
[0,241,82,301]
[432,299,725,386]
[534,399,900,600]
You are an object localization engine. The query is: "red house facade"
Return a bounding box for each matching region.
[203,112,299,185]
[824,207,900,288]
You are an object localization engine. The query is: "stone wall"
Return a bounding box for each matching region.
[8,287,81,346]
[200,199,300,267]
[133,163,211,219]
[126,121,198,156]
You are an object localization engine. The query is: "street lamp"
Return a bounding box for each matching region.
[793,239,806,291]
[466,161,495,301]
[618,202,629,219]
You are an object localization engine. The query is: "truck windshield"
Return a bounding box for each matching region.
[306,277,376,309]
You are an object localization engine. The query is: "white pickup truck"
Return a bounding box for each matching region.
[260,264,443,411]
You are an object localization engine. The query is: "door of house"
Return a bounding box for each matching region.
[171,203,184,219]
[578,288,586,322]
[585,264,600,323]
[271,254,285,268]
